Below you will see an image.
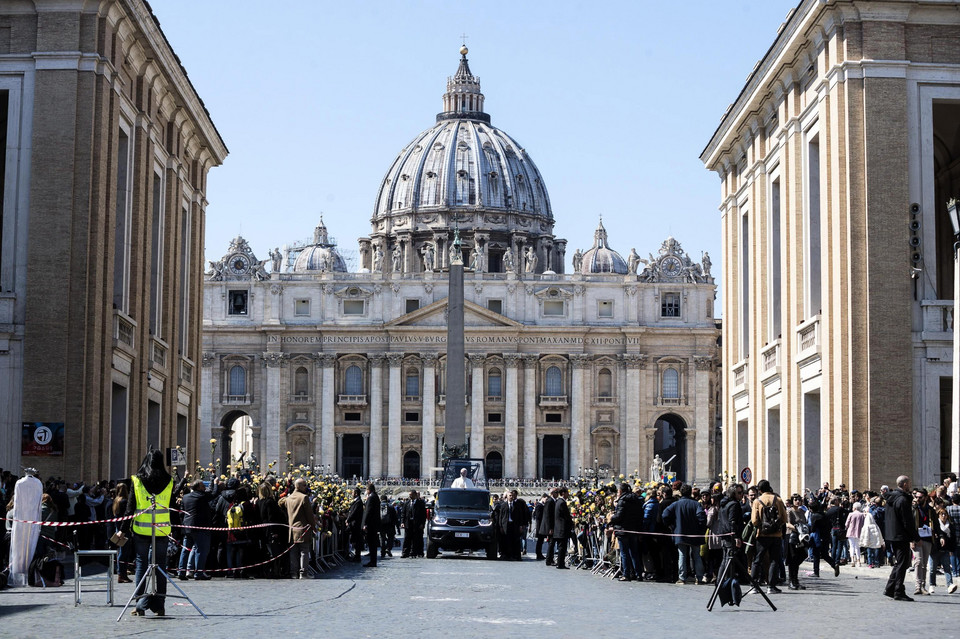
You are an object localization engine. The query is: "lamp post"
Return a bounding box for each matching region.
[949,199,960,477]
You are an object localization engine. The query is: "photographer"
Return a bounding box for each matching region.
[785,494,809,590]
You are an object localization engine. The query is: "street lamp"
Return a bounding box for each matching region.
[949,199,960,477]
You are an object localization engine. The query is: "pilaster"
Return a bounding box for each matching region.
[387,352,404,476]
[318,353,336,469]
[469,353,486,457]
[422,353,438,478]
[369,354,385,478]
[522,354,539,478]
[504,352,522,477]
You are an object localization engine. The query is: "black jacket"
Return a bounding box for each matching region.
[181,490,215,529]
[553,498,573,540]
[608,492,643,532]
[884,489,919,543]
[538,498,556,537]
[362,492,382,534]
[497,499,529,534]
[346,497,363,532]
[715,496,744,540]
[403,498,426,529]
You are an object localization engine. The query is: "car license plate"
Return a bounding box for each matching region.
[455,532,469,538]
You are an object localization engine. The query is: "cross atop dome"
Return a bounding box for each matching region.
[438,45,489,124]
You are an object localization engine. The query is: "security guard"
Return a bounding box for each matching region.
[125,450,173,617]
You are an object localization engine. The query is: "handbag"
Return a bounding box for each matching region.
[741,522,757,548]
[110,531,128,547]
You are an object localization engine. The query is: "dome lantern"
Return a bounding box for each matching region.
[438,46,489,124]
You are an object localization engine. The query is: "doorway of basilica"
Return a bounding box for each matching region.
[341,434,364,479]
[485,451,503,480]
[219,410,253,476]
[653,413,686,481]
[541,435,565,480]
[403,451,420,479]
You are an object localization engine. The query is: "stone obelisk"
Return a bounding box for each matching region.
[444,226,466,456]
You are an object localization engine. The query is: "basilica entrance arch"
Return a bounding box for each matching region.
[653,413,686,481]
[219,410,253,476]
[340,434,364,479]
[485,451,503,480]
[403,451,420,479]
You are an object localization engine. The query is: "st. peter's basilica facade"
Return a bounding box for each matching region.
[200,48,720,484]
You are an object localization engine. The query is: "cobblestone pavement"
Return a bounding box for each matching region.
[1,551,958,639]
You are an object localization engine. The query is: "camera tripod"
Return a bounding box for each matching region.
[116,493,207,621]
[706,543,777,612]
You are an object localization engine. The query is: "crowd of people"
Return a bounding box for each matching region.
[3,458,960,611]
[549,472,960,600]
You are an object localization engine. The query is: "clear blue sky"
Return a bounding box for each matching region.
[156,0,798,292]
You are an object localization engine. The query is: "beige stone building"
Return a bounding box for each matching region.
[201,48,720,483]
[701,0,960,492]
[0,0,227,480]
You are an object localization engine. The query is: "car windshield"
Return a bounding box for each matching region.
[437,491,490,511]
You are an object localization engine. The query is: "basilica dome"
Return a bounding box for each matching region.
[576,220,628,274]
[292,218,347,273]
[373,48,552,221]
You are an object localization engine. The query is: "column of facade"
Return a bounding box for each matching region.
[537,434,545,478]
[336,433,343,476]
[318,353,336,470]
[262,352,285,472]
[692,356,713,485]
[361,433,369,478]
[504,353,522,478]
[469,353,486,458]
[368,354,385,478]
[313,354,325,463]
[570,354,591,476]
[387,353,403,476]
[199,353,217,466]
[522,354,539,478]
[421,353,438,479]
[623,354,644,476]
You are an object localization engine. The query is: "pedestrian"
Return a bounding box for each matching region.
[785,494,808,590]
[541,489,558,565]
[281,477,317,579]
[127,451,173,617]
[179,479,214,580]
[662,483,708,585]
[345,488,364,561]
[607,482,643,582]
[553,487,573,569]
[846,502,866,567]
[883,475,920,601]
[362,483,381,567]
[930,503,957,594]
[749,479,787,594]
[8,468,43,587]
[401,490,426,558]
[912,487,934,595]
[380,498,398,558]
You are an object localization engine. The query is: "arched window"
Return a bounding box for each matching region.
[662,368,680,399]
[345,365,363,395]
[598,368,612,397]
[294,366,308,396]
[487,368,502,399]
[229,365,246,396]
[405,368,420,397]
[545,366,563,396]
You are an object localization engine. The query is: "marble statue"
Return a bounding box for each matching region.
[269,247,282,273]
[422,244,435,271]
[627,248,640,275]
[392,245,403,273]
[524,246,538,273]
[572,248,583,273]
[372,245,384,272]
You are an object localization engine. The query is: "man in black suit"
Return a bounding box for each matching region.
[345,488,364,562]
[497,489,529,561]
[541,489,558,565]
[402,490,427,558]
[532,494,547,560]
[554,487,573,569]
[361,483,382,567]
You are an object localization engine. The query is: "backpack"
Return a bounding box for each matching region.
[28,553,64,587]
[759,499,783,535]
[227,504,244,529]
[718,577,743,607]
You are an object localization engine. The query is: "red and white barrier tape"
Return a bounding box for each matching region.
[0,510,145,527]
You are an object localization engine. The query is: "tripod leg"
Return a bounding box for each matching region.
[116,565,153,622]
[733,554,777,612]
[155,565,208,619]
[706,551,733,611]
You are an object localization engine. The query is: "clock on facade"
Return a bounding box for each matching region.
[660,255,683,277]
[229,254,250,274]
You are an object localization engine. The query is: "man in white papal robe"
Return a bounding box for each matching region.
[8,469,43,586]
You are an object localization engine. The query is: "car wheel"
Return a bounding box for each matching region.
[426,540,438,559]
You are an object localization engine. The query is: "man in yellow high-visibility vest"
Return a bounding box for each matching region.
[125,450,173,617]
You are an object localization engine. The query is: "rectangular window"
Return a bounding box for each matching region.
[741,211,750,357]
[661,293,681,318]
[228,290,248,315]
[179,204,191,353]
[149,172,164,336]
[806,135,822,317]
[343,300,365,315]
[295,299,310,316]
[405,299,420,314]
[344,412,362,422]
[543,300,564,316]
[487,299,503,314]
[598,300,613,318]
[487,413,502,423]
[113,128,131,312]
[404,411,420,423]
[770,178,781,339]
[545,413,562,423]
